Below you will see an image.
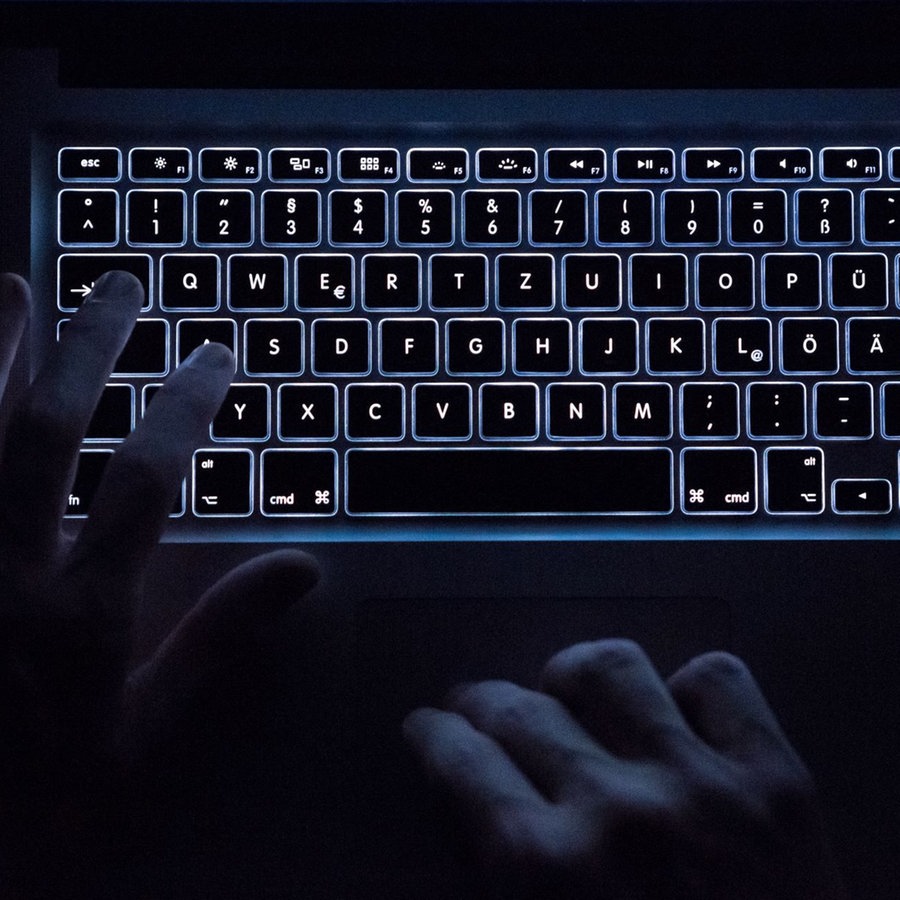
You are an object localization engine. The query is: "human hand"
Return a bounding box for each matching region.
[404,639,847,900]
[0,272,319,887]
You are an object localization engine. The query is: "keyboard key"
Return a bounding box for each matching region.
[176,318,237,364]
[712,318,772,374]
[212,384,271,441]
[546,382,606,439]
[847,317,900,374]
[476,149,537,182]
[832,478,892,515]
[662,190,720,245]
[126,189,187,246]
[161,254,220,310]
[278,383,338,440]
[479,383,539,440]
[862,189,900,244]
[199,148,261,181]
[65,450,113,517]
[58,253,152,310]
[429,253,488,309]
[728,189,787,245]
[261,190,321,245]
[114,319,169,376]
[412,383,472,440]
[407,148,468,182]
[795,189,853,244]
[821,147,881,181]
[779,317,839,375]
[545,149,606,182]
[129,148,191,181]
[751,147,812,181]
[682,148,743,181]
[59,147,121,181]
[362,254,421,309]
[747,382,807,439]
[695,253,754,309]
[629,254,688,309]
[762,253,821,309]
[329,190,388,246]
[260,449,337,515]
[193,449,254,516]
[562,254,621,309]
[311,319,371,375]
[379,318,438,375]
[496,254,554,309]
[814,382,873,439]
[194,190,254,246]
[829,253,888,308]
[345,448,673,515]
[596,190,653,245]
[346,383,405,440]
[463,190,521,245]
[680,382,739,439]
[296,254,354,309]
[529,190,588,245]
[58,189,119,246]
[396,190,454,245]
[446,318,505,375]
[268,149,330,182]
[512,318,572,375]
[646,317,705,375]
[765,447,824,513]
[85,384,134,441]
[338,149,399,182]
[613,383,672,439]
[244,318,304,376]
[614,148,675,182]
[580,318,638,375]
[681,448,757,514]
[227,254,288,311]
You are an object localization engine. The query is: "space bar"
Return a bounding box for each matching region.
[346,448,673,515]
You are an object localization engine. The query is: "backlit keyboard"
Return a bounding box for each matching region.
[48,137,900,538]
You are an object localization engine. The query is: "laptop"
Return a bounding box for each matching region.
[1,1,898,895]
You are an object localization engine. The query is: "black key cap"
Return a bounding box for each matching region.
[580,318,638,375]
[58,189,118,245]
[338,149,399,182]
[278,384,337,440]
[861,189,900,244]
[681,448,757,514]
[345,448,673,514]
[751,148,812,181]
[211,384,271,440]
[762,253,821,309]
[545,149,605,182]
[512,318,571,375]
[199,148,261,181]
[765,447,824,513]
[261,449,337,515]
[329,190,388,245]
[463,190,521,245]
[829,253,888,308]
[311,319,371,375]
[832,478,892,514]
[795,189,853,244]
[412,384,472,440]
[245,318,304,375]
[747,382,806,439]
[114,319,169,375]
[379,318,438,375]
[261,190,321,245]
[362,254,421,309]
[407,149,468,182]
[696,253,754,309]
[65,450,113,516]
[614,148,675,182]
[682,148,743,181]
[346,383,405,440]
[161,254,220,310]
[396,190,454,245]
[562,254,621,309]
[176,318,237,364]
[476,149,537,182]
[429,254,488,309]
[821,147,881,181]
[59,147,121,181]
[680,382,739,439]
[194,190,254,245]
[613,383,672,439]
[646,317,705,375]
[193,449,253,516]
[728,190,787,245]
[58,253,152,310]
[814,382,873,439]
[779,317,839,374]
[596,190,653,245]
[713,318,771,374]
[496,254,554,309]
[546,382,605,439]
[296,254,354,309]
[228,254,287,311]
[446,318,504,375]
[269,149,330,182]
[662,190,720,245]
[847,317,900,373]
[629,254,687,309]
[126,189,187,245]
[479,383,538,440]
[129,148,191,181]
[529,190,588,245]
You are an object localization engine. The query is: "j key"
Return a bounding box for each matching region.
[646,318,705,374]
[477,149,537,182]
[545,149,606,182]
[346,383,405,440]
[345,448,673,514]
[338,149,399,182]
[193,449,253,516]
[195,190,253,245]
[199,148,261,181]
[779,317,839,374]
[412,384,472,440]
[446,318,505,375]
[596,190,653,245]
[228,255,287,311]
[59,147,121,181]
[829,253,888,308]
[463,190,521,245]
[821,147,881,181]
[329,190,388,245]
[212,384,271,441]
[161,254,220,310]
[562,254,621,308]
[379,318,438,375]
[861,189,900,244]
[126,190,186,245]
[747,382,806,439]
[729,190,787,244]
[680,382,739,439]
[65,450,113,517]
[629,254,687,309]
[847,317,900,373]
[429,254,488,309]
[681,448,757,514]
[814,382,873,439]
[512,318,572,375]
[260,449,337,515]
[129,148,191,181]
[765,447,824,514]
[682,148,743,181]
[261,190,321,245]
[696,254,754,309]
[244,318,304,376]
[662,190,720,245]
[832,478,892,514]
[479,383,538,440]
[751,148,812,181]
[580,318,638,375]
[278,384,337,440]
[58,253,152,310]
[407,149,468,182]
[762,253,821,309]
[546,382,606,439]
[496,254,554,309]
[795,189,853,244]
[85,384,134,441]
[311,319,371,375]
[269,149,330,182]
[362,254,421,309]
[614,148,675,182]
[176,319,237,364]
[296,254,354,309]
[58,189,118,245]
[713,318,772,374]
[613,383,672,439]
[396,190,454,245]
[529,190,588,245]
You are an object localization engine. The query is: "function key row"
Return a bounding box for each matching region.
[58,146,900,185]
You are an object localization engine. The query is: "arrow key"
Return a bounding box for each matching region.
[832,478,892,514]
[58,253,152,310]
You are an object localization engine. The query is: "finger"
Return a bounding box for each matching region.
[403,706,549,834]
[0,273,29,402]
[539,639,695,761]
[118,549,320,760]
[68,341,233,591]
[668,651,803,767]
[446,680,617,802]
[0,271,143,555]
